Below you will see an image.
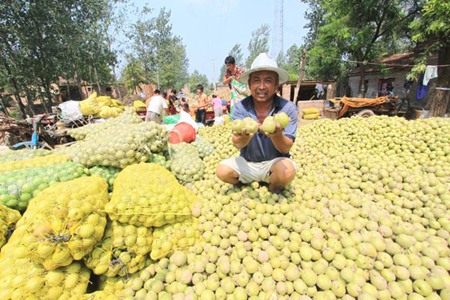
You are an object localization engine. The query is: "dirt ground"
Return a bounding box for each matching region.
[298,118,319,127]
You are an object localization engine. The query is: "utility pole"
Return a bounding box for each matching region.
[294,50,307,105]
[212,59,217,91]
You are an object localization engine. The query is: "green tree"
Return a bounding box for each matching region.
[0,0,118,117]
[121,57,148,94]
[128,7,189,91]
[246,24,271,69]
[220,43,245,81]
[409,0,450,117]
[280,44,304,81]
[189,70,209,93]
[302,0,420,96]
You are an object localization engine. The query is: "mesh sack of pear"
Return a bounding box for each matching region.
[169,143,205,184]
[148,152,171,170]
[68,108,142,141]
[0,232,90,300]
[68,122,168,169]
[0,148,50,163]
[84,221,153,277]
[10,176,108,270]
[79,92,101,116]
[0,154,70,174]
[89,166,120,191]
[105,163,197,227]
[150,217,200,260]
[0,203,21,249]
[0,162,87,211]
[192,138,216,159]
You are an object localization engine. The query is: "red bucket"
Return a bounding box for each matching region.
[169,122,196,144]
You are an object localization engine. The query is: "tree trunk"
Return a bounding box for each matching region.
[112,65,123,101]
[13,93,27,118]
[1,60,26,118]
[24,87,37,115]
[357,50,366,98]
[429,46,450,117]
[0,95,10,116]
[72,64,83,99]
[93,65,102,96]
[66,78,71,101]
[294,50,307,105]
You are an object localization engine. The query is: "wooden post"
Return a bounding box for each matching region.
[294,49,307,105]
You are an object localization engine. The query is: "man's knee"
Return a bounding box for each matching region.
[216,164,239,182]
[270,159,296,184]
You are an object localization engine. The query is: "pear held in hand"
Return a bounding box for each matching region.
[261,116,277,134]
[243,117,258,134]
[274,112,290,129]
[231,119,244,134]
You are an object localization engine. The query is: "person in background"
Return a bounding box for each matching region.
[210,94,223,118]
[223,56,245,88]
[169,89,178,114]
[145,89,169,124]
[178,102,198,132]
[196,84,208,125]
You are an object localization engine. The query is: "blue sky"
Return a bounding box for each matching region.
[119,0,309,82]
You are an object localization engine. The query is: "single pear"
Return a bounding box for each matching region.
[231,119,245,134]
[261,116,276,133]
[274,112,290,129]
[243,117,258,134]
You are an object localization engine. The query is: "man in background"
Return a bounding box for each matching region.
[145,89,169,124]
[223,56,247,116]
[210,94,223,118]
[223,56,244,88]
[196,84,208,125]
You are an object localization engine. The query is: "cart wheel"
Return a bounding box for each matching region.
[357,109,375,118]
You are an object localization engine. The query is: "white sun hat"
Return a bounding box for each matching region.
[239,53,290,85]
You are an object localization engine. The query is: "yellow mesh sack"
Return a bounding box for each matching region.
[97,96,112,107]
[74,291,120,300]
[79,92,101,116]
[133,100,147,111]
[0,203,21,248]
[110,99,123,108]
[0,148,50,163]
[303,113,321,120]
[84,221,153,277]
[9,176,108,270]
[105,163,197,227]
[0,154,70,174]
[303,108,320,115]
[0,236,90,300]
[150,217,200,260]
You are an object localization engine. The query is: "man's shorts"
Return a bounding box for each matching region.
[145,111,162,124]
[219,157,298,184]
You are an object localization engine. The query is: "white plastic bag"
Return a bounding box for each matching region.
[59,101,83,121]
[214,117,225,125]
[419,109,430,119]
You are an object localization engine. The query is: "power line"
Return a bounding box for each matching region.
[309,53,450,68]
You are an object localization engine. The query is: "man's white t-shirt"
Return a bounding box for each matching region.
[147,95,168,115]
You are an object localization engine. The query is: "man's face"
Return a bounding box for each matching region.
[226,63,235,72]
[197,88,202,94]
[248,71,279,103]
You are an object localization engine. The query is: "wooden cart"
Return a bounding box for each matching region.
[322,95,415,120]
